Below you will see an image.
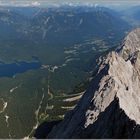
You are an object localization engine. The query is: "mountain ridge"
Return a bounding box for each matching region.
[46,28,140,139]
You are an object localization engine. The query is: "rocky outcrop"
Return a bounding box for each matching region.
[47,28,140,139]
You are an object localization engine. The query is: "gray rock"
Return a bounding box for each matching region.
[47,28,140,138]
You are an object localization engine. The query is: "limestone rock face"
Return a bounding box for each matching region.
[119,28,140,60]
[47,28,140,139]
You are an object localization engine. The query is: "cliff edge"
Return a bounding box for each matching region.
[47,28,140,139]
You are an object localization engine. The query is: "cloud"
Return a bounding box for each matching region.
[31,1,40,6]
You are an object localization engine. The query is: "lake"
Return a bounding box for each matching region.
[0,61,41,77]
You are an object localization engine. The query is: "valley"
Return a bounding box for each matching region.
[0,4,134,138]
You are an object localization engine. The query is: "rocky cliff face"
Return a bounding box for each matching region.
[47,28,140,139]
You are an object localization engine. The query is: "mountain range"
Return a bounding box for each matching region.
[0,5,138,138]
[0,6,130,43]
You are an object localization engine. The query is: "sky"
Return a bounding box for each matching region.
[0,0,139,7]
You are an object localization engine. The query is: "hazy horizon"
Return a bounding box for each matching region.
[0,0,139,7]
